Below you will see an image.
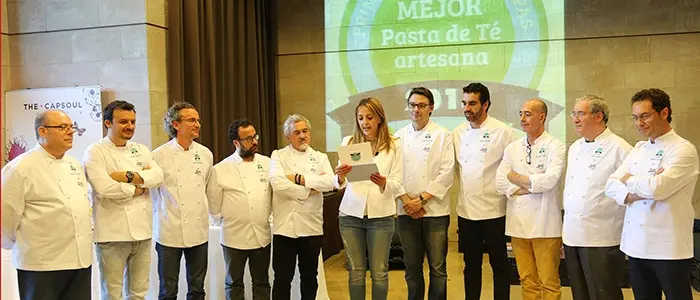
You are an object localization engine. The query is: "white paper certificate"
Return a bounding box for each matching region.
[338,142,379,182]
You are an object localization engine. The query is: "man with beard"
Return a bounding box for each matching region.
[452,82,516,300]
[606,89,699,300]
[496,99,566,300]
[394,87,455,300]
[269,114,335,299]
[151,102,214,300]
[207,119,272,300]
[84,100,164,300]
[2,110,93,300]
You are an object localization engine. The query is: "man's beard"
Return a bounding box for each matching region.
[239,145,257,158]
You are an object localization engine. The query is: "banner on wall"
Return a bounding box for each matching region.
[3,85,103,163]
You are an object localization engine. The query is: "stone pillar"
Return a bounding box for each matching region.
[3,0,169,149]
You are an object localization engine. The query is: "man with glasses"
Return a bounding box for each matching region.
[394,87,454,300]
[605,89,699,300]
[2,110,93,300]
[151,102,214,299]
[207,119,272,300]
[269,114,335,299]
[563,95,632,300]
[84,100,164,300]
[453,82,516,300]
[496,98,566,300]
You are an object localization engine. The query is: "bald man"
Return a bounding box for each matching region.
[2,110,93,300]
[496,99,566,300]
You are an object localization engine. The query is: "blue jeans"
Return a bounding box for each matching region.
[339,216,395,300]
[397,215,450,300]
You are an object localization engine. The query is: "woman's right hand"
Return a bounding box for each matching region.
[335,164,352,184]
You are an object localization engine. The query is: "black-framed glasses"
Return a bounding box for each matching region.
[239,134,260,143]
[42,124,77,132]
[406,102,430,110]
[525,143,532,165]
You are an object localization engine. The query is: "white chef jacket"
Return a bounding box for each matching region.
[563,128,632,247]
[207,152,272,250]
[496,132,566,239]
[83,138,164,243]
[1,146,93,271]
[394,121,454,217]
[605,129,699,259]
[269,145,335,238]
[152,139,213,248]
[453,116,517,220]
[334,136,404,219]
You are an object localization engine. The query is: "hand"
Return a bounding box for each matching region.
[620,173,632,184]
[370,172,386,189]
[513,187,531,196]
[133,187,146,197]
[409,208,426,219]
[335,164,352,183]
[403,198,423,215]
[286,174,296,182]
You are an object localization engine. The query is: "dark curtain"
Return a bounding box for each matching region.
[168,0,277,162]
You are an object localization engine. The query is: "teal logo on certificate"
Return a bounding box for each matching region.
[351,152,361,162]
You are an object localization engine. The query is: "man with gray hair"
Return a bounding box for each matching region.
[152,102,213,300]
[269,114,335,299]
[2,110,93,300]
[563,95,632,300]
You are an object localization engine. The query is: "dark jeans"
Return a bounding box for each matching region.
[17,266,92,300]
[564,245,625,300]
[272,234,323,300]
[222,244,271,300]
[458,216,511,300]
[155,242,208,300]
[628,256,693,300]
[397,215,450,300]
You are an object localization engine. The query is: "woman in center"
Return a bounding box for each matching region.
[334,97,405,300]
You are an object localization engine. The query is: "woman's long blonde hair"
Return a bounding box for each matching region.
[349,97,395,153]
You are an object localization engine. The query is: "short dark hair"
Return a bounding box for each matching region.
[228,119,254,146]
[462,82,491,112]
[407,87,434,105]
[631,88,672,123]
[103,100,135,128]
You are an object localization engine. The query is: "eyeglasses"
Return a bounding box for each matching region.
[630,113,654,123]
[569,111,589,118]
[180,118,200,124]
[42,124,77,132]
[525,143,532,165]
[406,102,430,111]
[239,134,260,143]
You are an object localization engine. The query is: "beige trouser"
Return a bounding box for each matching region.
[511,237,563,300]
[95,239,152,300]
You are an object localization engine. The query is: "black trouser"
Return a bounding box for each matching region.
[272,234,323,300]
[17,266,92,300]
[628,256,693,300]
[155,242,208,300]
[563,245,625,300]
[222,244,271,300]
[458,216,511,300]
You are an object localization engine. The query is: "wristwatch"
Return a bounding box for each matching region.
[126,171,135,183]
[419,194,427,205]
